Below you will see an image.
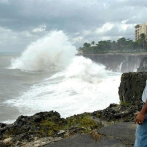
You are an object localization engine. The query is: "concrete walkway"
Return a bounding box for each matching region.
[43,122,137,147]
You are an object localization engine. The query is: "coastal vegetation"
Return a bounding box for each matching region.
[78,33,147,54]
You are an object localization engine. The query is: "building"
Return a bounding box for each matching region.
[135,22,147,41]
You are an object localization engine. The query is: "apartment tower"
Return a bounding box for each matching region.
[135,23,147,41]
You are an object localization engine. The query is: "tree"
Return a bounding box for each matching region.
[83,42,91,48]
[117,37,126,46]
[91,41,95,46]
[80,36,147,54]
[97,40,111,52]
[140,33,146,49]
[116,37,127,52]
[111,41,116,51]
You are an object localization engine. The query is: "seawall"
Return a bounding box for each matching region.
[82,53,147,72]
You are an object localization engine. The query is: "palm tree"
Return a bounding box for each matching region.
[91,41,95,46]
[140,33,146,49]
[83,42,91,48]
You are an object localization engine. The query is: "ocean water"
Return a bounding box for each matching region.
[0,31,121,123]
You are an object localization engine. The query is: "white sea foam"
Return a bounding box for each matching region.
[65,56,108,83]
[10,30,77,71]
[6,56,121,118]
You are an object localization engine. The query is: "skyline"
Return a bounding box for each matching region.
[0,0,147,52]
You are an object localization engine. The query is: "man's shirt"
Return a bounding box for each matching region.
[142,80,147,103]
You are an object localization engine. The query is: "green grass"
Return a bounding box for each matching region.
[120,101,131,106]
[66,114,102,133]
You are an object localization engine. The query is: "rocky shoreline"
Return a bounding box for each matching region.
[1,72,147,147]
[0,101,141,147]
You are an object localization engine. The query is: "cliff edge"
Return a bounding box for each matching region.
[119,72,147,103]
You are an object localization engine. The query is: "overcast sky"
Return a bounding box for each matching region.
[0,0,147,52]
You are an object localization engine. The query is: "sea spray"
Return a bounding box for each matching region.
[10,30,77,71]
[65,56,108,83]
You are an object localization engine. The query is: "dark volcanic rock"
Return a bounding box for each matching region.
[0,111,67,144]
[119,72,147,103]
[92,103,141,122]
[91,72,147,123]
[0,123,7,129]
[0,111,102,146]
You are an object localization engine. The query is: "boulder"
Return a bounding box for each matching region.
[119,72,147,104]
[0,111,67,143]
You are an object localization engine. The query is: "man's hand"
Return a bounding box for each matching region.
[134,112,145,125]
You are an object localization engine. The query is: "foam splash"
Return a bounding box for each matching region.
[6,56,121,118]
[10,30,77,71]
[65,56,108,83]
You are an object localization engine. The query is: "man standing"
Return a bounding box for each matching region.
[134,80,147,147]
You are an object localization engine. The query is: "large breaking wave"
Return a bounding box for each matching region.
[6,30,121,119]
[10,30,77,71]
[6,55,121,118]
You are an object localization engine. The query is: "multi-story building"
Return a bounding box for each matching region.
[135,22,147,41]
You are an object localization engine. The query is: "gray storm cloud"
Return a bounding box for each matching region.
[0,0,147,52]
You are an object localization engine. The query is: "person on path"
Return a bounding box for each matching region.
[134,80,147,147]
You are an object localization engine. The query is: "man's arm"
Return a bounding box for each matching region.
[135,100,147,124]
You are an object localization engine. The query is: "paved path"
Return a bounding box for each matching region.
[43,122,137,147]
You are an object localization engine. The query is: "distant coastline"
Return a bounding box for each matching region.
[77,52,147,56]
[78,36,147,55]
